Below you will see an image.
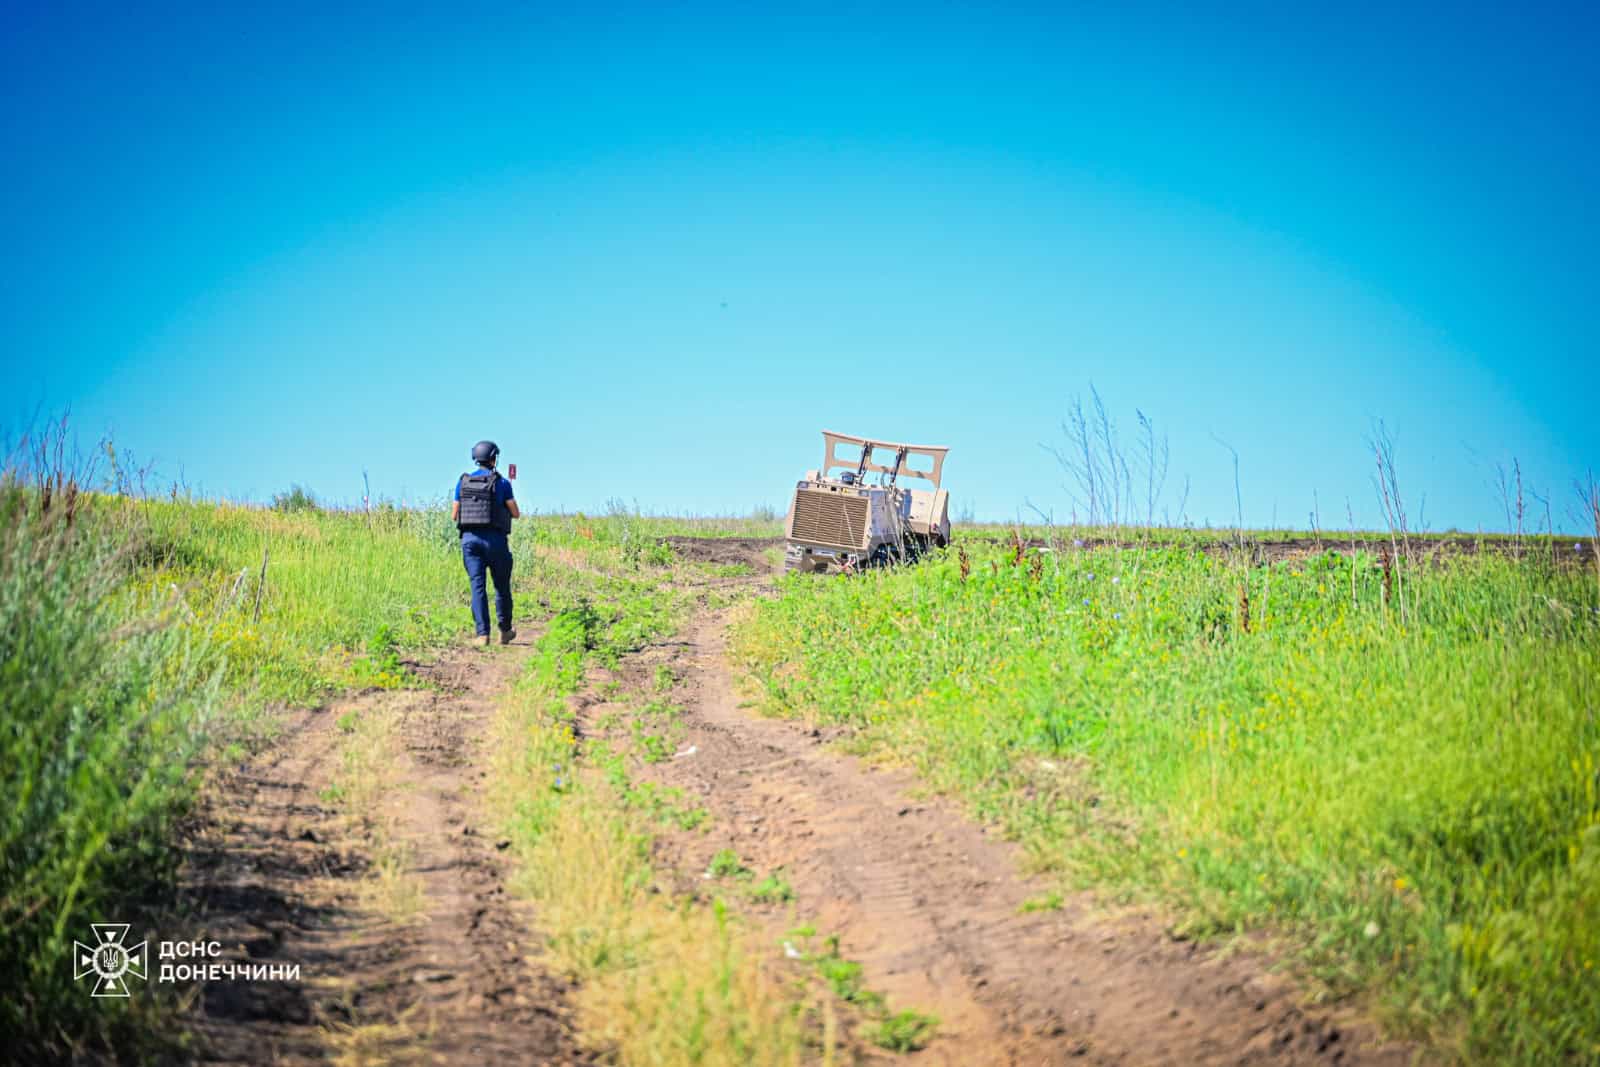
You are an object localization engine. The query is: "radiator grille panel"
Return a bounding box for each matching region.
[790,490,870,550]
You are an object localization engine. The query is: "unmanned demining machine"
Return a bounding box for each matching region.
[783,430,952,574]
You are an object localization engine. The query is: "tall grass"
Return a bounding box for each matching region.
[132,499,471,704]
[0,447,496,1057]
[0,479,221,1059]
[736,542,1600,1064]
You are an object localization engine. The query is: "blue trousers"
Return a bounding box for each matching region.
[460,530,513,635]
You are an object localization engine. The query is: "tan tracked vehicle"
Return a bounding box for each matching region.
[784,430,952,574]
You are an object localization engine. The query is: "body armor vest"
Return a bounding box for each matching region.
[456,471,512,534]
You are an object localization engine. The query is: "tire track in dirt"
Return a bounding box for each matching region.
[614,574,1419,1066]
[180,642,591,1065]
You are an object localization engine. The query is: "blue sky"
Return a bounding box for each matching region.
[2,3,1595,530]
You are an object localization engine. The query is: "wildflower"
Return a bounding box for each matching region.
[1113,612,1122,620]
[1085,572,1095,580]
[1082,598,1090,606]
[1110,576,1120,585]
[1177,847,1188,858]
[1363,921,1380,939]
[1393,877,1407,891]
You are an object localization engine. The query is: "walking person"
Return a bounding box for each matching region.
[452,440,521,646]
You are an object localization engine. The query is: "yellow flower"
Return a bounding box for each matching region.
[1393,877,1408,891]
[1177,848,1188,858]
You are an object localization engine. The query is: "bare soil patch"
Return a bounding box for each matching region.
[178,641,591,1065]
[660,536,779,570]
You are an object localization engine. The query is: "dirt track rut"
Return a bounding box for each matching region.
[182,642,589,1065]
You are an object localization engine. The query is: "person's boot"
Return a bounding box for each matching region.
[499,627,516,646]
[475,633,491,647]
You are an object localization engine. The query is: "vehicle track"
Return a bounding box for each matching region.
[180,641,591,1065]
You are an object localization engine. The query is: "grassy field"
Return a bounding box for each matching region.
[736,538,1600,1063]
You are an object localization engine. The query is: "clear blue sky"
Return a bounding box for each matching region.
[3,3,1595,531]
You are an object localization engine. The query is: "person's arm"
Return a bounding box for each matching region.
[451,501,461,522]
[503,476,520,519]
[507,500,521,519]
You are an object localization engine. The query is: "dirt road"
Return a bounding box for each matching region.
[185,542,1417,1065]
[181,641,590,1065]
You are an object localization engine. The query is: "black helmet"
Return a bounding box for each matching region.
[471,440,500,467]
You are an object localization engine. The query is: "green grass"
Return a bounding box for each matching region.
[954,521,1575,550]
[613,778,710,831]
[708,849,754,880]
[1018,891,1064,913]
[129,498,483,703]
[815,954,871,1005]
[1,487,224,1059]
[749,870,795,905]
[870,1009,940,1053]
[736,540,1600,1064]
[783,929,939,1048]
